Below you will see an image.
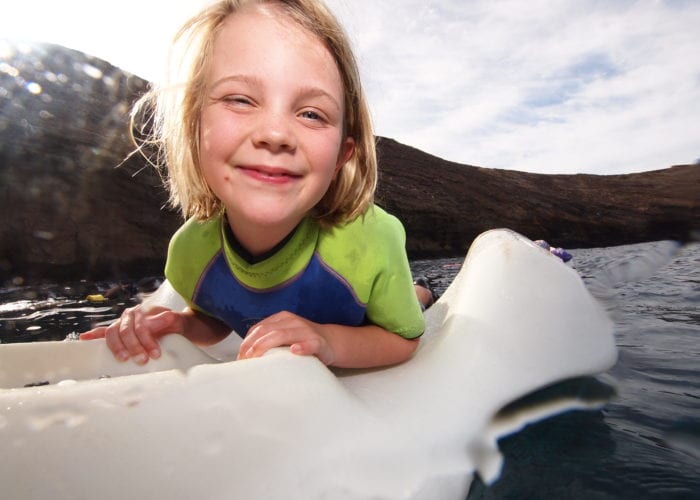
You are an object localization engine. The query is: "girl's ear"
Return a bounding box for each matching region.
[335,137,355,175]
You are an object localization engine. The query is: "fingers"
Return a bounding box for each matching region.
[237,312,333,364]
[79,327,107,340]
[116,307,154,364]
[239,311,295,356]
[127,309,172,362]
[138,310,177,359]
[289,337,324,358]
[239,327,299,359]
[104,318,131,362]
[80,306,182,365]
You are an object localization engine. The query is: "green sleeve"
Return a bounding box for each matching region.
[164,216,222,311]
[319,206,425,338]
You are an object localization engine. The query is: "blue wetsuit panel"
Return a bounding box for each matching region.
[193,252,367,337]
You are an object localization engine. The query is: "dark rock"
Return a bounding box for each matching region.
[375,138,699,257]
[0,41,180,283]
[0,41,697,283]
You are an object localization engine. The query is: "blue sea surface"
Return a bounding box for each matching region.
[1,240,699,499]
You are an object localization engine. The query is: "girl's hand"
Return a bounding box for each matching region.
[237,311,335,365]
[80,306,185,364]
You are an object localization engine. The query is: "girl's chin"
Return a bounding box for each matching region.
[228,207,308,230]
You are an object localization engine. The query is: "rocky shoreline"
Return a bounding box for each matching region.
[1,41,697,283]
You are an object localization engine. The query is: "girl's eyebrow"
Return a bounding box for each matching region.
[210,75,341,112]
[209,74,261,91]
[295,85,342,113]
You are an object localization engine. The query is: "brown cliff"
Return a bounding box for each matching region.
[376,138,698,257]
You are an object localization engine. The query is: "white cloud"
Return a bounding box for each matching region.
[3,0,700,174]
[328,0,700,173]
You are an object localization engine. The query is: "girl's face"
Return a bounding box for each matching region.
[199,6,354,253]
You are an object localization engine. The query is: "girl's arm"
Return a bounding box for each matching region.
[238,311,419,368]
[80,306,230,364]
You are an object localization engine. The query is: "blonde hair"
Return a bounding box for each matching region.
[132,0,376,227]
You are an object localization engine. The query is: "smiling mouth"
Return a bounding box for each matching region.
[238,165,301,183]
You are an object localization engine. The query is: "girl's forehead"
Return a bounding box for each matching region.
[210,7,342,90]
[220,4,321,49]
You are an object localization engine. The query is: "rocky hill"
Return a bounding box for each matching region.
[1,41,697,282]
[375,138,698,257]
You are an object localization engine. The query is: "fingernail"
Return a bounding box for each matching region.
[134,353,148,365]
[150,349,161,359]
[117,351,129,362]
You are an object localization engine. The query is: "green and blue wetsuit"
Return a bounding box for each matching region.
[165,206,425,339]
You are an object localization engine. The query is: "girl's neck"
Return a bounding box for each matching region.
[224,213,303,260]
[224,218,298,264]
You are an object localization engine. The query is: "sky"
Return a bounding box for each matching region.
[2,0,699,175]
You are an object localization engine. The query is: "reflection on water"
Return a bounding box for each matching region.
[0,279,162,343]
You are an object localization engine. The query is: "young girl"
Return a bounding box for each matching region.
[81,0,426,368]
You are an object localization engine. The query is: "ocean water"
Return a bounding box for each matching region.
[1,240,699,499]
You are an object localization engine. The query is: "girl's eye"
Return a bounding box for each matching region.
[222,95,253,106]
[299,109,325,122]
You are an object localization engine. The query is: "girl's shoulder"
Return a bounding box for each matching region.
[165,216,223,291]
[171,216,221,241]
[168,216,222,258]
[327,205,406,246]
[317,205,407,273]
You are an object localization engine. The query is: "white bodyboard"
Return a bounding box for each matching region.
[0,229,617,499]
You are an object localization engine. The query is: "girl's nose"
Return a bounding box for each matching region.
[251,110,297,153]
